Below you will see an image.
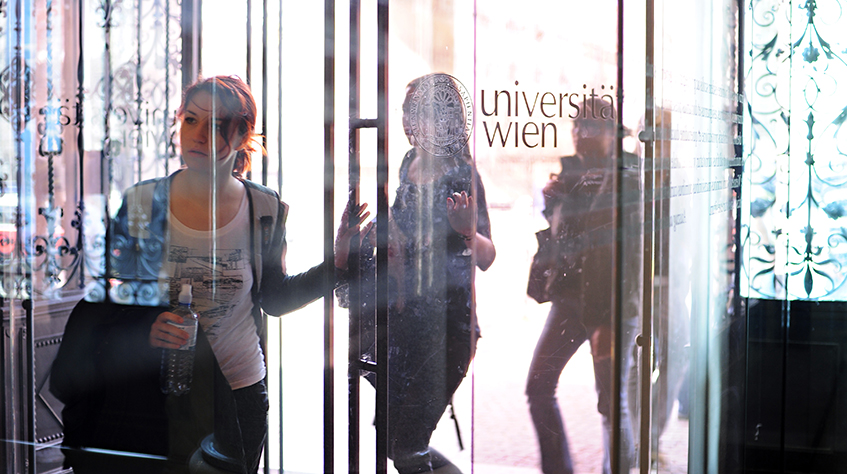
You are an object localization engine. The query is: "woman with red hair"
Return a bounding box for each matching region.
[108,75,365,473]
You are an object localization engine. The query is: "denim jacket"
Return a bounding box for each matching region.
[98,170,329,330]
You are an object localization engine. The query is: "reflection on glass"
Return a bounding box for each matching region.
[524,96,640,474]
[0,1,757,473]
[343,73,494,474]
[53,75,363,474]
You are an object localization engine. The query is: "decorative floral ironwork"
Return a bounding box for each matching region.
[78,0,182,301]
[24,0,83,295]
[96,0,125,29]
[34,207,79,288]
[743,0,847,300]
[0,57,33,127]
[93,0,180,190]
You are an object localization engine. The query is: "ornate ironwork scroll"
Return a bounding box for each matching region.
[743,0,847,300]
[0,0,181,302]
[83,0,182,303]
[0,0,35,300]
[33,0,81,295]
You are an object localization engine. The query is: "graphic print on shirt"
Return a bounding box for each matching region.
[167,245,249,338]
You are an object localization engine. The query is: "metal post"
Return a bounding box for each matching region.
[612,0,626,472]
[261,1,270,472]
[374,2,389,473]
[324,0,336,471]
[639,0,655,471]
[246,0,252,86]
[347,1,363,472]
[76,0,86,290]
[181,0,201,89]
[261,0,268,187]
[277,0,284,469]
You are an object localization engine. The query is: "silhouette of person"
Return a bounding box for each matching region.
[342,73,495,474]
[525,97,639,474]
[111,76,367,472]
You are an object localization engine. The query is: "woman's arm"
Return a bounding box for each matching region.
[468,232,496,271]
[260,201,370,316]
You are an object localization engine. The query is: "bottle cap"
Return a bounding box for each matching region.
[178,284,192,305]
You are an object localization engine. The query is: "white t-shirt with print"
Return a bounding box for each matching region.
[165,194,265,390]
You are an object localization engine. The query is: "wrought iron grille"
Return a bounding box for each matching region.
[0,0,182,302]
[743,0,847,300]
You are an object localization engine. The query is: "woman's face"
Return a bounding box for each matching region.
[179,90,243,175]
[572,120,615,162]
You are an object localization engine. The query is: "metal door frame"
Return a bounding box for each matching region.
[330,1,390,472]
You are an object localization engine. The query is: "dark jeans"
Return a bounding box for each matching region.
[367,298,476,474]
[525,299,636,474]
[233,380,269,474]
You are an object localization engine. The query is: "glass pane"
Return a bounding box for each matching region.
[273,1,329,471]
[470,2,641,473]
[82,0,184,303]
[0,0,774,473]
[652,0,743,473]
[344,2,480,472]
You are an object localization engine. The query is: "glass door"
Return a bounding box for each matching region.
[0,0,751,473]
[645,0,744,473]
[335,1,745,473]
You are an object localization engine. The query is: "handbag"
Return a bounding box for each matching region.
[527,202,579,303]
[527,226,558,303]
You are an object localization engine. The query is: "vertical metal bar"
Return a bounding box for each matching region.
[277,0,284,469]
[639,0,655,471]
[727,3,745,472]
[734,2,745,468]
[324,0,336,472]
[25,299,34,473]
[135,0,143,182]
[261,0,268,187]
[102,0,114,296]
[375,1,389,473]
[261,1,270,472]
[30,0,51,465]
[277,0,283,189]
[165,0,171,176]
[246,0,252,85]
[471,1,479,463]
[77,0,86,290]
[181,0,201,89]
[612,0,626,472]
[347,1,362,473]
[11,0,26,470]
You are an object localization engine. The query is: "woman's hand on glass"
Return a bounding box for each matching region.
[447,191,496,270]
[335,202,372,270]
[446,191,476,239]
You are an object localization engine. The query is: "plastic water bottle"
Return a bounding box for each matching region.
[161,283,199,395]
